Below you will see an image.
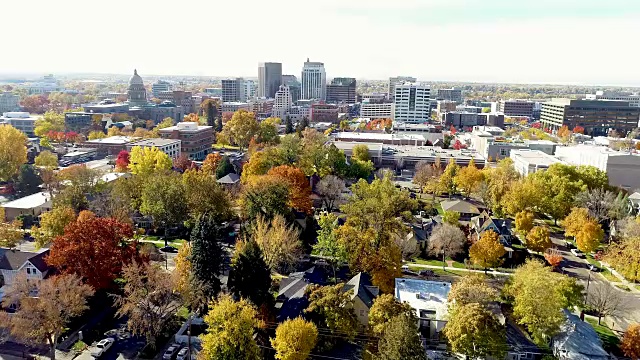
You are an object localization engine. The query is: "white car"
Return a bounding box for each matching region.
[176,347,189,360]
[90,338,115,358]
[571,248,585,258]
[163,345,180,360]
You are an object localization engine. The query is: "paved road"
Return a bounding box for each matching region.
[75,328,145,360]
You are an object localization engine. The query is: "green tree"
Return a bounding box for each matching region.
[190,215,225,298]
[14,165,42,196]
[34,110,64,138]
[352,144,371,162]
[305,284,359,341]
[525,226,552,253]
[128,146,173,176]
[215,156,234,179]
[139,172,187,241]
[443,303,507,359]
[0,124,28,181]
[240,175,292,223]
[228,239,273,309]
[312,213,347,280]
[368,294,415,336]
[182,169,231,224]
[34,150,58,169]
[221,109,259,150]
[505,260,584,345]
[377,314,427,360]
[448,273,498,305]
[271,317,318,360]
[469,230,506,270]
[441,210,460,225]
[285,116,294,134]
[256,117,281,145]
[199,294,263,360]
[439,158,459,196]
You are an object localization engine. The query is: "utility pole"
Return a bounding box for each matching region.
[584,266,593,303]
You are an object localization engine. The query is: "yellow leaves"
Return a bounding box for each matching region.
[453,158,483,197]
[563,207,603,253]
[469,230,505,269]
[525,226,552,253]
[563,207,590,237]
[34,150,58,169]
[0,124,28,181]
[220,109,259,150]
[128,146,172,176]
[87,131,106,140]
[0,219,24,249]
[271,317,318,360]
[621,323,640,359]
[514,210,534,235]
[448,274,498,306]
[253,215,302,273]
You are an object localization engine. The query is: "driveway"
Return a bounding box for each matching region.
[75,327,145,360]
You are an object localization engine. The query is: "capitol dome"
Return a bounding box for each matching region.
[127,69,147,106]
[129,69,144,86]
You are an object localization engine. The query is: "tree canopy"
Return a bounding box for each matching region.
[0,124,28,181]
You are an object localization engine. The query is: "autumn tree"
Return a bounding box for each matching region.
[352,144,371,162]
[305,284,359,341]
[605,236,640,281]
[201,152,222,176]
[240,175,292,223]
[316,175,346,212]
[563,207,590,238]
[413,159,443,193]
[443,303,506,359]
[368,294,415,336]
[544,248,563,268]
[257,117,281,146]
[228,239,273,309]
[182,169,231,224]
[34,111,65,138]
[480,158,520,216]
[190,215,225,298]
[267,165,313,214]
[2,274,94,360]
[428,223,466,269]
[438,158,459,196]
[448,273,498,305]
[34,150,58,169]
[313,213,347,280]
[0,124,28,181]
[441,210,460,225]
[201,98,219,127]
[454,158,483,198]
[128,146,173,175]
[531,164,588,223]
[46,217,139,290]
[621,324,640,359]
[88,131,106,140]
[32,206,76,248]
[514,211,535,237]
[115,150,130,171]
[253,215,302,273]
[220,109,259,150]
[377,314,427,360]
[469,230,506,270]
[215,156,235,179]
[575,219,603,253]
[525,226,552,253]
[271,317,318,360]
[557,125,572,143]
[586,282,628,325]
[575,188,627,225]
[505,260,584,345]
[0,218,23,249]
[140,171,187,240]
[199,295,263,360]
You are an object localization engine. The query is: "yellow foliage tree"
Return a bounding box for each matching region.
[0,217,24,249]
[621,323,640,359]
[525,226,552,253]
[34,150,59,169]
[453,158,483,198]
[557,125,572,143]
[271,317,318,360]
[562,207,590,238]
[469,230,506,270]
[34,111,64,137]
[0,124,28,181]
[128,146,173,176]
[32,206,76,248]
[87,131,106,140]
[515,210,535,235]
[220,109,259,150]
[575,219,603,253]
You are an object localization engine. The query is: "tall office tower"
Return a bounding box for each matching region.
[282,75,301,103]
[151,80,171,97]
[388,76,417,100]
[326,77,357,104]
[244,80,256,100]
[301,58,326,101]
[393,83,431,123]
[436,88,463,103]
[258,62,282,98]
[221,78,246,102]
[273,85,293,119]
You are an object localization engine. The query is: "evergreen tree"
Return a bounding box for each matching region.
[285,116,294,134]
[190,215,225,298]
[296,116,309,134]
[215,114,223,132]
[215,156,234,179]
[14,164,42,196]
[206,101,216,127]
[228,239,272,308]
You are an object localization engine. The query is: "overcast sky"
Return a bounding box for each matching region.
[3,0,640,85]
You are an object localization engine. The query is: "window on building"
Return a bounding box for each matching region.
[500,148,508,157]
[26,268,31,274]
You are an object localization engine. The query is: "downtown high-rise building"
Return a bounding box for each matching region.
[388,76,417,100]
[326,77,357,104]
[258,62,282,98]
[221,78,246,102]
[301,58,326,101]
[393,82,431,123]
[273,85,293,119]
[282,75,301,103]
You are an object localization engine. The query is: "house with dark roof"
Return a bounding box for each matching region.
[275,266,326,322]
[216,173,240,185]
[343,272,379,326]
[471,211,514,246]
[0,249,51,300]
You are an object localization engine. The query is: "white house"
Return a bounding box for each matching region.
[0,249,50,302]
[1,192,52,221]
[394,278,451,340]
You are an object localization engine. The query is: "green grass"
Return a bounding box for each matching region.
[212,143,240,150]
[615,284,631,292]
[585,318,620,351]
[408,266,467,277]
[72,341,87,351]
[435,202,444,215]
[413,258,465,268]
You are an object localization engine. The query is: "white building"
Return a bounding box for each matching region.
[555,144,640,191]
[301,58,326,101]
[127,138,181,159]
[222,78,246,102]
[0,249,51,296]
[510,149,566,176]
[1,192,52,221]
[0,92,20,113]
[393,83,431,123]
[25,74,61,94]
[151,80,171,97]
[273,85,292,119]
[586,91,640,107]
[244,80,256,100]
[388,76,417,100]
[360,102,394,119]
[394,278,451,339]
[287,106,310,122]
[0,112,41,136]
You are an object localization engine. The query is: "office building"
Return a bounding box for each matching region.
[249,98,275,119]
[310,103,338,123]
[0,92,20,113]
[127,138,181,159]
[586,91,640,107]
[0,112,40,136]
[436,100,457,115]
[273,85,292,119]
[388,76,416,100]
[540,99,640,137]
[127,69,147,106]
[204,88,222,97]
[258,62,282,98]
[151,80,171,97]
[393,83,431,123]
[510,149,566,176]
[158,122,214,160]
[442,112,479,128]
[301,59,326,101]
[477,112,505,128]
[326,77,356,104]
[157,90,194,113]
[361,93,387,103]
[360,102,394,119]
[81,136,135,156]
[221,102,250,113]
[244,80,256,100]
[436,88,463,103]
[282,75,301,103]
[497,100,535,118]
[221,78,246,102]
[64,112,94,133]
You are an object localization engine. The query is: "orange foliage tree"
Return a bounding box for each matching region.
[621,323,640,359]
[267,165,313,214]
[365,119,392,131]
[201,153,223,175]
[184,113,200,123]
[544,248,563,268]
[46,217,142,290]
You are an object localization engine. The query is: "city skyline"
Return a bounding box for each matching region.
[2,0,640,86]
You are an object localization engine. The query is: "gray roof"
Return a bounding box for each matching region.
[216,173,240,184]
[0,249,50,272]
[343,272,379,308]
[441,199,481,214]
[552,310,608,360]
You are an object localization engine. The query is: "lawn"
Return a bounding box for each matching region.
[585,318,620,351]
[407,266,467,277]
[72,341,87,351]
[412,258,465,269]
[614,284,631,292]
[212,143,240,150]
[435,202,444,215]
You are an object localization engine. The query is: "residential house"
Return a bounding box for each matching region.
[471,211,514,246]
[505,320,543,360]
[1,192,52,221]
[551,310,608,360]
[440,199,483,221]
[275,266,326,321]
[216,173,240,186]
[343,273,379,326]
[629,192,640,214]
[394,278,451,340]
[0,249,51,301]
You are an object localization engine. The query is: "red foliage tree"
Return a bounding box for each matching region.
[115,150,130,172]
[452,140,467,150]
[173,154,196,172]
[573,126,585,134]
[531,122,541,129]
[20,94,50,114]
[46,217,142,290]
[267,165,313,214]
[544,248,563,268]
[449,125,457,134]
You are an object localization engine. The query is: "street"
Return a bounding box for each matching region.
[74,327,145,360]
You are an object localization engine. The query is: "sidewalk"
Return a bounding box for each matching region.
[598,261,640,294]
[407,263,513,276]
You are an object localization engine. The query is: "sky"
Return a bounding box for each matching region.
[3,0,640,85]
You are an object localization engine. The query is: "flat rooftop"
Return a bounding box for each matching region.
[332,141,383,152]
[511,149,564,167]
[85,136,135,145]
[129,138,181,147]
[2,192,51,209]
[335,132,426,141]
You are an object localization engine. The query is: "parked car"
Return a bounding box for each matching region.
[570,248,585,258]
[163,345,180,360]
[419,270,436,277]
[90,338,115,358]
[176,347,189,360]
[401,265,410,273]
[160,246,178,253]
